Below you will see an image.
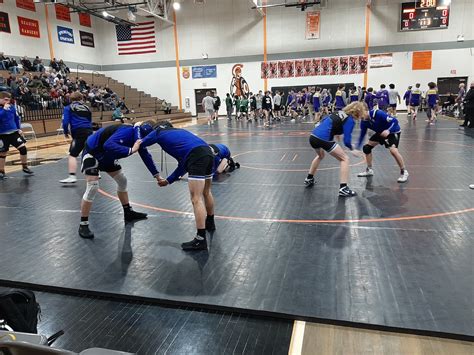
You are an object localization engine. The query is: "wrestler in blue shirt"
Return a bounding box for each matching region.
[312,112,355,151]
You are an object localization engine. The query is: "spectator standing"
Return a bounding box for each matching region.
[388,83,401,116]
[460,82,473,128]
[225,93,233,120]
[202,91,215,125]
[212,91,221,121]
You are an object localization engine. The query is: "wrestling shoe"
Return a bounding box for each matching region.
[0,172,5,180]
[469,184,474,189]
[60,175,77,184]
[304,177,315,186]
[22,167,34,175]
[357,168,374,177]
[205,217,216,232]
[181,236,207,251]
[124,209,148,222]
[339,186,357,197]
[79,224,94,239]
[397,170,409,183]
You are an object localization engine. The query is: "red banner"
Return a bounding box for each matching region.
[55,4,71,22]
[295,60,304,77]
[329,57,339,75]
[312,59,321,76]
[261,62,269,79]
[268,62,278,79]
[305,11,320,39]
[303,59,313,76]
[16,0,35,12]
[18,16,40,38]
[321,58,330,75]
[339,57,349,74]
[358,55,368,73]
[79,13,91,27]
[0,11,11,33]
[349,56,359,74]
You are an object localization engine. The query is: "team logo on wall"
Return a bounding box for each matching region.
[182,67,190,79]
[230,64,249,97]
[0,12,11,33]
[57,26,74,44]
[17,16,40,38]
[80,31,95,47]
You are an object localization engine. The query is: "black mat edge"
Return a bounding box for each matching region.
[0,279,472,343]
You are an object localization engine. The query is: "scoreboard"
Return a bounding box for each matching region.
[400,0,450,31]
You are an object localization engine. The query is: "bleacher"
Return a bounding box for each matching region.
[0,70,192,136]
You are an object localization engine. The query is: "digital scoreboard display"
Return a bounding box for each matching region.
[401,0,450,31]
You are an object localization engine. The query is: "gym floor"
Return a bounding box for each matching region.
[0,115,472,353]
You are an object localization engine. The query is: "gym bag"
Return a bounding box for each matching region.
[0,289,40,333]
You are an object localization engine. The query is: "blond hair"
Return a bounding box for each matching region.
[70,91,83,102]
[343,101,368,119]
[0,92,12,99]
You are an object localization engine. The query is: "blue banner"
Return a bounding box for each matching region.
[57,26,74,44]
[192,65,217,79]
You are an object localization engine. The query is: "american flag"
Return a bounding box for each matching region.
[115,21,156,55]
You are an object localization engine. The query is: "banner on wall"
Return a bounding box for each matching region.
[16,0,35,12]
[18,16,40,38]
[261,62,269,79]
[79,31,95,47]
[305,11,320,39]
[321,58,330,75]
[349,56,359,74]
[78,13,91,27]
[182,67,190,79]
[312,59,321,76]
[192,65,217,79]
[55,4,71,22]
[57,26,74,44]
[295,60,305,77]
[412,51,432,70]
[369,53,393,68]
[268,62,278,79]
[0,12,11,33]
[339,57,349,74]
[359,55,368,73]
[303,59,313,76]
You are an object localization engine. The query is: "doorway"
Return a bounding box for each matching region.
[437,77,468,95]
[195,88,217,115]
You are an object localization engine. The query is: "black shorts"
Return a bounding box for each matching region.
[309,135,337,153]
[274,104,281,111]
[389,104,397,109]
[81,153,122,176]
[369,132,401,148]
[69,128,93,157]
[0,131,26,153]
[185,146,214,180]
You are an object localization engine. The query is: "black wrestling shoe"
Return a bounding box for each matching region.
[0,172,5,180]
[79,224,94,239]
[338,186,357,197]
[124,209,148,222]
[304,177,315,186]
[22,167,34,175]
[181,237,207,251]
[205,217,216,231]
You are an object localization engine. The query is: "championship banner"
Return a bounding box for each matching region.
[78,13,91,27]
[55,4,71,22]
[278,61,294,78]
[80,31,95,47]
[268,62,278,78]
[57,26,74,44]
[305,11,320,39]
[412,51,432,70]
[16,0,35,12]
[349,56,359,74]
[303,59,313,76]
[18,16,40,38]
[358,55,368,73]
[339,57,349,74]
[295,60,304,77]
[0,12,11,33]
[369,53,393,68]
[312,59,321,76]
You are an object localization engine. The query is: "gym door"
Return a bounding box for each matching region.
[195,88,216,114]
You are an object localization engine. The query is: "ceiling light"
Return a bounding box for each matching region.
[173,1,181,10]
[102,11,109,17]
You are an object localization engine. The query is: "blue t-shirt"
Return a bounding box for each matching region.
[357,110,401,148]
[311,112,355,150]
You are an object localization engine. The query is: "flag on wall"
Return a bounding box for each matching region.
[115,21,156,55]
[55,4,71,22]
[18,16,40,38]
[0,12,11,33]
[16,0,35,12]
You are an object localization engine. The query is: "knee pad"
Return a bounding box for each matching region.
[363,144,374,155]
[83,180,99,202]
[113,172,127,192]
[18,146,27,155]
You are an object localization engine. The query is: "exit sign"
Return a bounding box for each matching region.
[450,69,456,74]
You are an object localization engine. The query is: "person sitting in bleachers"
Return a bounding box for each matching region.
[33,56,45,72]
[161,100,172,114]
[6,58,20,74]
[0,52,9,70]
[50,58,60,72]
[58,59,70,74]
[21,56,34,72]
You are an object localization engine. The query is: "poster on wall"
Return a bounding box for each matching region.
[192,65,217,79]
[278,61,294,78]
[79,31,94,47]
[329,57,339,75]
[312,59,321,76]
[369,53,393,68]
[78,13,91,27]
[303,59,313,76]
[0,12,11,33]
[412,51,432,70]
[320,58,330,75]
[358,55,368,73]
[182,67,190,79]
[16,0,35,12]
[55,4,71,22]
[17,16,40,38]
[305,11,320,39]
[261,62,269,79]
[349,56,359,74]
[295,60,305,77]
[57,26,74,44]
[339,57,349,74]
[268,62,278,78]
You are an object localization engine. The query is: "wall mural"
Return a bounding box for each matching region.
[230,64,250,97]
